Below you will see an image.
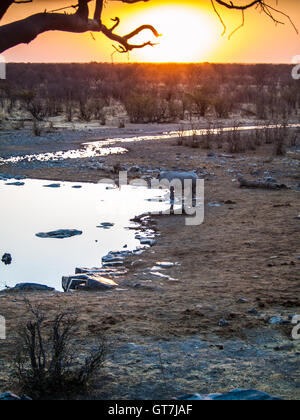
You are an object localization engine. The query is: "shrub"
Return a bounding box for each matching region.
[12,120,25,131]
[17,89,36,107]
[124,94,177,123]
[189,89,211,118]
[91,99,106,121]
[255,98,267,120]
[274,137,286,156]
[26,98,48,121]
[13,302,107,400]
[78,99,94,122]
[124,94,160,123]
[118,119,125,128]
[65,101,73,122]
[167,100,182,122]
[176,124,186,145]
[213,96,233,118]
[99,112,106,126]
[273,124,288,156]
[226,126,243,153]
[32,119,42,136]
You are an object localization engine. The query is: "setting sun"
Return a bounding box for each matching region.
[125,5,218,62]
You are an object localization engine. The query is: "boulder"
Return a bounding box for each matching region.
[12,283,55,292]
[1,253,12,265]
[208,202,221,207]
[287,151,300,161]
[140,238,157,247]
[149,271,178,282]
[102,261,124,268]
[237,298,247,304]
[219,318,230,327]
[156,262,176,268]
[62,274,118,292]
[219,154,234,159]
[159,171,198,187]
[269,316,283,325]
[97,222,114,229]
[129,165,141,174]
[131,259,146,268]
[5,182,25,186]
[178,389,282,401]
[102,254,124,263]
[36,229,82,239]
[75,267,128,276]
[43,183,61,188]
[239,177,288,190]
[158,170,199,199]
[274,344,294,352]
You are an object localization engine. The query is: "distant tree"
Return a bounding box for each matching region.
[0,1,297,55]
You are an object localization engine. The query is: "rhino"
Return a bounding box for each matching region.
[158,171,198,198]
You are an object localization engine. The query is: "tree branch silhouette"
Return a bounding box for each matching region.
[0,1,296,54]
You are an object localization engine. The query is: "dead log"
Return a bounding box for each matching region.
[238,177,288,190]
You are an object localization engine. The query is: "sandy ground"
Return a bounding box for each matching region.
[0,120,299,399]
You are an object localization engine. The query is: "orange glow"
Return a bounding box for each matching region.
[123,5,219,62]
[1,0,300,63]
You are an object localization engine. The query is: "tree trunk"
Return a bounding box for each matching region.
[0,13,101,53]
[0,0,14,21]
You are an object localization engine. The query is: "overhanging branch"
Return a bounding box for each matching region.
[101,21,161,53]
[0,0,297,54]
[212,0,298,38]
[0,0,160,54]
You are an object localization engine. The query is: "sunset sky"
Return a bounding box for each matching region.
[1,0,300,63]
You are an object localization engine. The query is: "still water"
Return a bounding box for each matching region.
[0,179,169,291]
[1,124,299,166]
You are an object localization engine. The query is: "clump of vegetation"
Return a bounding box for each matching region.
[226,125,243,153]
[25,95,48,121]
[12,301,107,400]
[78,99,94,122]
[124,94,157,123]
[273,124,288,156]
[32,119,42,136]
[176,124,186,146]
[176,120,298,156]
[124,94,180,124]
[190,127,201,149]
[11,120,25,130]
[188,89,211,118]
[213,96,233,118]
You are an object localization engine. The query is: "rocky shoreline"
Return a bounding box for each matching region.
[0,212,160,294]
[0,122,299,400]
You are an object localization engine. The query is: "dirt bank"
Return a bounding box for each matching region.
[0,122,299,399]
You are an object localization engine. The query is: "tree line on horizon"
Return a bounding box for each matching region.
[0,62,299,125]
